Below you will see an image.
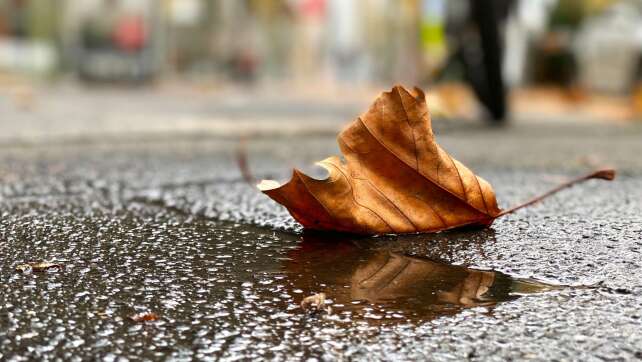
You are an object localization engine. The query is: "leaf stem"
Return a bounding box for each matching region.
[236,135,256,186]
[497,169,616,218]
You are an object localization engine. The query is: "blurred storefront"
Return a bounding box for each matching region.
[0,0,640,101]
[0,0,61,75]
[60,0,159,82]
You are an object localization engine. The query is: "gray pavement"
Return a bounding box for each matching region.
[1,92,642,360]
[0,83,365,144]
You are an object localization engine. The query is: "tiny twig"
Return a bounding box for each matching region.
[236,135,256,186]
[497,169,615,218]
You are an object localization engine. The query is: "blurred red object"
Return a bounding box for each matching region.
[112,15,146,52]
[298,0,325,20]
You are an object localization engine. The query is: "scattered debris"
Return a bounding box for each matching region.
[96,310,112,319]
[15,261,64,273]
[128,312,159,323]
[300,293,332,314]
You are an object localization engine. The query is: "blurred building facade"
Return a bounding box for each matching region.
[0,0,641,94]
[0,0,424,84]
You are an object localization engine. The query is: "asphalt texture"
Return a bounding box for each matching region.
[1,121,641,361]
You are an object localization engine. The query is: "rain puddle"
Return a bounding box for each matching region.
[2,200,562,359]
[280,231,557,322]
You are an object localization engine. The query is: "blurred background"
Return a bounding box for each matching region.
[1,0,642,144]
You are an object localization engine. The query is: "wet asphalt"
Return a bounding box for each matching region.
[1,121,641,361]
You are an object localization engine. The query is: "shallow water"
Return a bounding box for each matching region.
[0,197,557,360]
[284,231,555,322]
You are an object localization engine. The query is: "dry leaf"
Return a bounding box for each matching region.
[259,85,615,235]
[300,292,332,314]
[128,312,159,322]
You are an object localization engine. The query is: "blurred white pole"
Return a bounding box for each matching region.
[503,0,557,86]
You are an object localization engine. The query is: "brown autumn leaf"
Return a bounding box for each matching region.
[258,85,615,235]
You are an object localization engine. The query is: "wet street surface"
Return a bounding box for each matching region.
[1,127,642,360]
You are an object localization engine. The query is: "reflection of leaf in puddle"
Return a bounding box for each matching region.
[284,231,556,322]
[352,252,501,307]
